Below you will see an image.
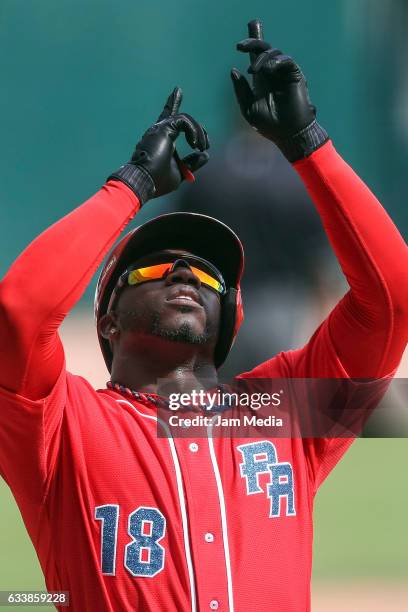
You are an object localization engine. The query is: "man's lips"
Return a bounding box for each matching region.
[165,287,203,308]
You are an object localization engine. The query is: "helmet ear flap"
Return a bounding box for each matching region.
[234,288,244,336]
[215,288,243,369]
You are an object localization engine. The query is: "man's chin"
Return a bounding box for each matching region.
[150,320,210,345]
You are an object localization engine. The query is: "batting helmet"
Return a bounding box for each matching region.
[94,212,244,371]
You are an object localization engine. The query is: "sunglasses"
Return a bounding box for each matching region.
[107,254,226,312]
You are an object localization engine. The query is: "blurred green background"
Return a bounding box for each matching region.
[0,0,407,609]
[0,0,406,281]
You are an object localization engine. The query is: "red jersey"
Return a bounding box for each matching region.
[0,142,406,611]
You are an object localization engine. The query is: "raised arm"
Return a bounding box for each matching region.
[232,20,407,378]
[0,88,209,399]
[0,181,139,399]
[293,141,407,376]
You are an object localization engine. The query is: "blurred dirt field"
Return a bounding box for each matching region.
[313,582,408,611]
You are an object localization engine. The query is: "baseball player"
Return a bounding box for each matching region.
[0,18,407,612]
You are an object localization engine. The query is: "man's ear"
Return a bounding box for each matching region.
[98,312,119,340]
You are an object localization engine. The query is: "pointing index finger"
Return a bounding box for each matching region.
[157,86,183,122]
[247,19,264,65]
[248,19,263,40]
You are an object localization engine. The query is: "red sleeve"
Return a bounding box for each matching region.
[0,180,140,400]
[0,367,67,506]
[291,140,408,379]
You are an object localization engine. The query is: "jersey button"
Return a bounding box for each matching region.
[204,532,214,542]
[189,442,199,452]
[210,601,219,610]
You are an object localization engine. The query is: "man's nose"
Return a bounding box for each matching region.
[164,259,201,289]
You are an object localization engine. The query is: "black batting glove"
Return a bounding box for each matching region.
[231,19,328,162]
[108,87,209,205]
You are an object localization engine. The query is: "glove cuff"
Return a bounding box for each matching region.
[107,164,155,206]
[278,120,329,163]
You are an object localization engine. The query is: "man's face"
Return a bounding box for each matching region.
[112,249,222,353]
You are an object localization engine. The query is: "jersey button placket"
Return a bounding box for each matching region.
[175,437,229,612]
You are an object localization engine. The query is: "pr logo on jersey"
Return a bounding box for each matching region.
[237,441,296,518]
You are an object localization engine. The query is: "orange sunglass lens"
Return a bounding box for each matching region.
[128,264,171,285]
[189,266,222,292]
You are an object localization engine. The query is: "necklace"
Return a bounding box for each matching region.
[106,381,169,408]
